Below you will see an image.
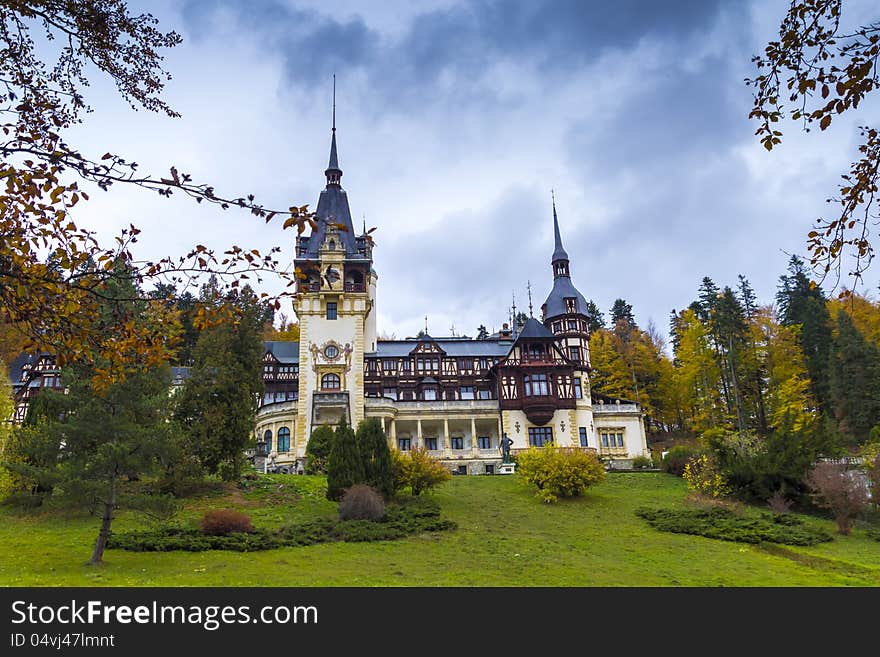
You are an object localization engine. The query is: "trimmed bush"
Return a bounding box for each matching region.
[108,496,456,552]
[339,484,385,521]
[326,418,364,501]
[661,444,703,477]
[200,509,254,535]
[635,506,833,546]
[631,455,653,470]
[516,445,606,503]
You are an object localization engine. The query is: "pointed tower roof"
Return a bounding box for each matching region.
[552,191,568,263]
[542,196,588,319]
[300,77,359,259]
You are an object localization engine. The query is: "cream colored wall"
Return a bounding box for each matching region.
[593,413,649,458]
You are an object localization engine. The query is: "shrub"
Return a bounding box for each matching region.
[200,509,254,535]
[326,418,364,501]
[631,455,653,470]
[661,444,703,477]
[339,484,386,521]
[391,447,451,496]
[635,506,833,546]
[805,461,870,535]
[305,424,334,474]
[516,445,605,503]
[109,497,456,552]
[683,454,731,499]
[766,490,793,514]
[356,418,394,497]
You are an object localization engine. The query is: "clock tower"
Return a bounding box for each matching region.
[292,102,377,455]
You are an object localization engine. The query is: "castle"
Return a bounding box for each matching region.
[255,119,649,474]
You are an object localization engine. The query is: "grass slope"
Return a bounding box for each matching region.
[1,473,879,586]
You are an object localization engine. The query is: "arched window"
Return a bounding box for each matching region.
[277,427,291,453]
[263,429,273,453]
[321,373,341,390]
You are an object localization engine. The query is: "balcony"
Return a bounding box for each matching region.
[344,282,366,293]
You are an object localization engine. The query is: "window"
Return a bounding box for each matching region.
[528,426,553,447]
[425,437,438,451]
[382,359,397,373]
[383,387,398,400]
[553,322,562,333]
[457,465,467,475]
[398,437,411,451]
[478,436,491,450]
[567,319,578,331]
[324,344,339,359]
[402,360,412,372]
[422,387,437,400]
[460,386,475,400]
[579,427,588,447]
[485,464,495,475]
[601,433,609,447]
[326,302,337,320]
[573,377,583,399]
[286,390,299,401]
[478,389,492,400]
[321,373,341,390]
[617,432,625,447]
[263,429,273,453]
[451,436,464,450]
[416,357,439,373]
[277,427,291,452]
[565,297,577,313]
[524,373,550,396]
[569,346,581,362]
[401,390,414,401]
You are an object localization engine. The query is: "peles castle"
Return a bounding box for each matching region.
[7,116,649,474]
[254,119,649,475]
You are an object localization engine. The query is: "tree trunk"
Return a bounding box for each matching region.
[89,476,116,565]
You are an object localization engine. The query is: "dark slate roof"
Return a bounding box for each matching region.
[543,275,589,319]
[372,339,512,358]
[7,352,57,388]
[552,201,568,262]
[516,317,555,340]
[299,132,358,258]
[263,341,300,363]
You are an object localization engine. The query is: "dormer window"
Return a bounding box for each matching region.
[564,297,577,313]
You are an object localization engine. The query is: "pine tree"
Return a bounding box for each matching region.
[356,418,393,497]
[584,300,605,334]
[828,311,880,445]
[776,256,833,412]
[609,299,635,327]
[326,418,364,501]
[174,282,266,480]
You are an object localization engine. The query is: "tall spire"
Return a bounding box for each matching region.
[325,74,342,186]
[551,189,568,263]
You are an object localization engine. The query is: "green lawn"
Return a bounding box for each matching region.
[1,472,878,586]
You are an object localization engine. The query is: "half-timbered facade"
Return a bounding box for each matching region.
[253,122,649,474]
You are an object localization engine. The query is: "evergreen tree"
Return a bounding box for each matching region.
[828,311,880,445]
[326,418,364,501]
[305,424,334,474]
[356,418,393,497]
[776,256,833,411]
[609,299,635,327]
[174,282,265,480]
[7,266,177,564]
[584,300,605,334]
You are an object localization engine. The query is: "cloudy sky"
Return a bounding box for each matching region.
[66,0,880,347]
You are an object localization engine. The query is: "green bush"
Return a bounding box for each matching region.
[516,445,606,503]
[631,455,654,470]
[661,445,703,477]
[635,506,833,546]
[108,496,456,552]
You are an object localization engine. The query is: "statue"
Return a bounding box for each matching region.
[501,434,513,464]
